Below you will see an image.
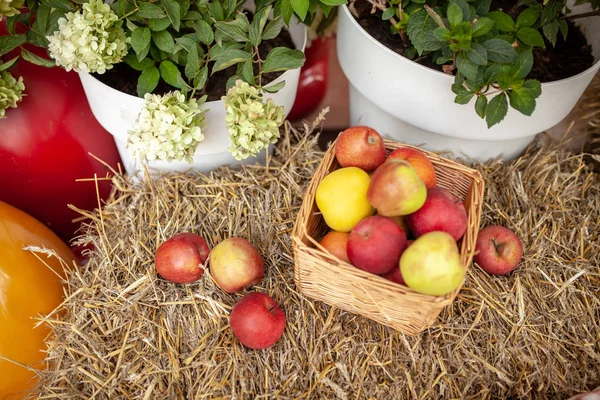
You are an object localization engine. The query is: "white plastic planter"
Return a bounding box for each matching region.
[79,19,307,177]
[337,4,600,161]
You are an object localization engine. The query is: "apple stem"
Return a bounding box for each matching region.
[492,238,506,257]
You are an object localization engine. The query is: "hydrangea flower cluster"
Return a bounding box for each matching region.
[0,70,24,119]
[222,80,285,160]
[127,91,207,163]
[0,0,23,19]
[47,0,127,74]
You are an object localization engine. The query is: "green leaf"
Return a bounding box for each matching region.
[40,0,73,12]
[0,34,26,56]
[509,86,536,116]
[209,42,244,59]
[485,92,508,128]
[137,3,166,18]
[483,39,517,63]
[174,37,196,52]
[433,27,450,41]
[475,95,487,118]
[487,11,515,32]
[183,11,203,20]
[149,17,171,31]
[212,49,252,73]
[262,16,284,41]
[262,47,305,73]
[407,10,443,55]
[517,27,545,47]
[0,56,19,72]
[21,48,55,67]
[466,43,488,65]
[124,54,155,71]
[132,28,152,56]
[159,60,183,88]
[250,5,271,46]
[320,0,346,4]
[447,4,463,27]
[263,80,286,93]
[215,17,250,43]
[558,19,568,41]
[207,1,224,20]
[162,0,181,32]
[36,4,51,33]
[454,89,474,104]
[223,0,236,17]
[278,0,294,25]
[382,7,396,20]
[240,60,256,85]
[290,0,309,20]
[515,6,539,28]
[472,17,494,37]
[185,44,199,79]
[512,48,533,79]
[193,20,214,45]
[193,66,208,89]
[484,63,501,84]
[152,30,176,53]
[523,79,541,97]
[542,19,559,47]
[449,0,470,21]
[475,0,491,16]
[456,52,479,82]
[137,67,160,97]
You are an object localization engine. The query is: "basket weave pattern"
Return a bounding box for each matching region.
[292,139,485,335]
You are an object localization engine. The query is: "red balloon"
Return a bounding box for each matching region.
[0,23,122,243]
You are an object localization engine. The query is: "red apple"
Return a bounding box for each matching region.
[474,226,523,275]
[335,126,386,172]
[381,240,414,285]
[319,231,350,263]
[347,215,407,274]
[387,146,437,188]
[210,237,264,293]
[406,186,468,241]
[367,159,427,216]
[229,292,286,349]
[155,232,210,284]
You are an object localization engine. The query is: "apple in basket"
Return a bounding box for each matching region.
[406,186,468,241]
[347,215,407,274]
[474,226,523,275]
[387,146,437,188]
[209,237,265,293]
[155,232,210,284]
[230,292,286,349]
[367,159,427,216]
[319,231,351,263]
[334,126,387,172]
[400,232,465,296]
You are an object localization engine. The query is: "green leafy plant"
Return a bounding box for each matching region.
[357,0,598,127]
[0,0,347,162]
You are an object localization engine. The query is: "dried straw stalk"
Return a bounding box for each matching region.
[34,112,599,399]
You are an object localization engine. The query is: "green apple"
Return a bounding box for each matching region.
[400,231,465,296]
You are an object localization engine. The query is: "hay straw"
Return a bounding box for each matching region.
[33,112,599,399]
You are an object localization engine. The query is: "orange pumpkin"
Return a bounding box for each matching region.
[0,201,75,399]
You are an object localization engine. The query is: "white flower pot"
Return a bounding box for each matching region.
[337,4,600,161]
[79,19,307,177]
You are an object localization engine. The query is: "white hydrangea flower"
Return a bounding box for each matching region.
[0,70,24,119]
[127,91,207,163]
[47,0,127,74]
[0,0,23,20]
[222,80,285,161]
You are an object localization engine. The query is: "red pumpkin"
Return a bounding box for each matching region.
[0,22,122,244]
[0,201,75,399]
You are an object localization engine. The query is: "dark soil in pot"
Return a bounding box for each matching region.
[353,5,595,83]
[92,26,296,101]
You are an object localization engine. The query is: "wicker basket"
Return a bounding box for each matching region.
[292,139,485,335]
